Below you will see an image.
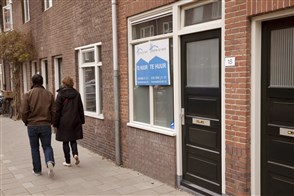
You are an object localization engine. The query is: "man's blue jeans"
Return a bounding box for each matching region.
[27,125,55,173]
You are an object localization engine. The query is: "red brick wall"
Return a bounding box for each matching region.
[225,0,251,195]
[128,128,177,186]
[13,0,116,161]
[117,0,177,186]
[247,0,294,16]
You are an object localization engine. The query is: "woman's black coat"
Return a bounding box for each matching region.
[54,87,85,142]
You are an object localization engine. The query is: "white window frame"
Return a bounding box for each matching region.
[54,56,62,94]
[128,5,176,136]
[2,3,13,32]
[41,59,48,89]
[31,61,38,76]
[23,0,30,23]
[10,65,13,90]
[44,0,53,11]
[22,62,29,93]
[76,42,103,119]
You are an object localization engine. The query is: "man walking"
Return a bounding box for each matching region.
[21,74,56,177]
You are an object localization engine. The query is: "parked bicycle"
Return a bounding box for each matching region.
[0,90,14,118]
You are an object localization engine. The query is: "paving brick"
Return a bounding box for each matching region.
[1,117,191,196]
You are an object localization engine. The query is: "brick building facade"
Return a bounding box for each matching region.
[2,0,116,161]
[1,0,294,195]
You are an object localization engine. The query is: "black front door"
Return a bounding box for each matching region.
[261,16,294,196]
[181,29,221,194]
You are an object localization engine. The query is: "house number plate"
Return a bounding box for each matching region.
[192,118,210,126]
[280,128,294,138]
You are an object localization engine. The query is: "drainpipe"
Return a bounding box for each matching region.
[112,0,121,166]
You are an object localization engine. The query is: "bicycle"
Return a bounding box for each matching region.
[0,91,14,118]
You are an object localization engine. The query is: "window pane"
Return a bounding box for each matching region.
[24,0,29,22]
[3,5,12,31]
[270,27,294,88]
[154,38,174,128]
[154,86,173,128]
[133,86,150,123]
[82,50,95,63]
[98,66,103,113]
[97,45,102,62]
[83,67,96,112]
[58,58,62,86]
[187,38,219,87]
[132,15,172,40]
[185,0,221,26]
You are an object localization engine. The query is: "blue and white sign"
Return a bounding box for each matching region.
[135,39,170,86]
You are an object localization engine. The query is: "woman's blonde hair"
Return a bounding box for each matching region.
[62,76,74,88]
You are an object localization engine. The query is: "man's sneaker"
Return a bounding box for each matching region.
[47,162,55,178]
[63,162,71,167]
[74,155,80,165]
[32,171,41,176]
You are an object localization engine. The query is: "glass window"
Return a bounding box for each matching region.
[187,38,219,87]
[44,0,53,11]
[82,50,95,63]
[83,67,96,112]
[54,57,62,92]
[270,27,294,88]
[3,4,13,32]
[31,61,38,76]
[132,15,173,40]
[23,0,30,23]
[77,43,103,117]
[132,38,174,129]
[41,59,48,89]
[184,0,221,26]
[23,62,29,93]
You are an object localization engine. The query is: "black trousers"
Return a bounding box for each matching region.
[63,141,78,164]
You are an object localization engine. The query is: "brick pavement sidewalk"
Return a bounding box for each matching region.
[0,117,191,196]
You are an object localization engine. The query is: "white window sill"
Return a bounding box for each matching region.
[85,112,104,120]
[127,122,176,136]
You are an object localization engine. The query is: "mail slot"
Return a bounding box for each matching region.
[192,118,210,126]
[280,127,294,138]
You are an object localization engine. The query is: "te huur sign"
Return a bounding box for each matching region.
[135,39,170,86]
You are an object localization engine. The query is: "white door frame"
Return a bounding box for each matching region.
[251,8,294,196]
[173,0,225,194]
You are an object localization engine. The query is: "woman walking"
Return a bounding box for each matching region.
[53,76,85,166]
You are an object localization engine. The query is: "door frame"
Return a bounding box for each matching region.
[251,8,294,196]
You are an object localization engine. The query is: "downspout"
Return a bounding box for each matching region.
[112,0,121,166]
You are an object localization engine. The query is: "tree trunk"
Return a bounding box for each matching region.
[12,63,21,120]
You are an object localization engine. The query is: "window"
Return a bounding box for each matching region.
[54,57,62,92]
[129,11,174,134]
[31,61,38,76]
[23,62,29,93]
[184,0,221,26]
[132,15,172,40]
[41,59,48,89]
[44,0,52,11]
[76,43,103,118]
[23,0,30,23]
[2,1,13,32]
